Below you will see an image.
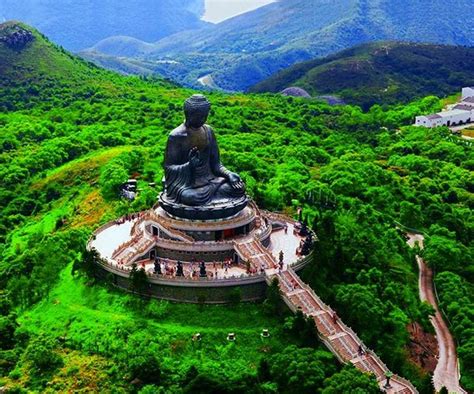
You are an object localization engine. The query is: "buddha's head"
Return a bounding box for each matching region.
[184,94,211,128]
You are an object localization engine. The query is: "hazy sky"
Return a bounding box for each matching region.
[202,0,276,23]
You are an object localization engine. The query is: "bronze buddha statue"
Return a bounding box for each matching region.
[160,95,247,219]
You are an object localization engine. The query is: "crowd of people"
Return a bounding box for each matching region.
[114,212,144,225]
[146,257,250,280]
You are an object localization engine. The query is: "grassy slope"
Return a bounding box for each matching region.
[0,22,103,86]
[21,264,286,378]
[250,42,474,109]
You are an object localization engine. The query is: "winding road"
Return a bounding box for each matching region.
[407,233,466,393]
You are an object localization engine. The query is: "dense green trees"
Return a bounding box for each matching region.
[260,346,337,393]
[321,364,380,393]
[22,334,63,374]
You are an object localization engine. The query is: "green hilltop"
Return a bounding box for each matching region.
[250,42,474,109]
[0,21,103,86]
[0,22,472,393]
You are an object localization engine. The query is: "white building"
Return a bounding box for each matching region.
[461,87,474,100]
[415,109,472,128]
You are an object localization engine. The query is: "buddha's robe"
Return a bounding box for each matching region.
[164,124,245,206]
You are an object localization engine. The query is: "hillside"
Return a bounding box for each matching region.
[0,22,112,85]
[0,0,208,51]
[0,22,473,393]
[0,22,175,111]
[250,42,474,109]
[83,0,474,91]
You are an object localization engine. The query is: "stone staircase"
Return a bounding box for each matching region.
[234,238,276,270]
[267,268,418,394]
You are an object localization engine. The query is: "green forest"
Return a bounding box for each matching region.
[0,22,473,393]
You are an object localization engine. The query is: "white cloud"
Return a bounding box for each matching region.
[202,0,276,23]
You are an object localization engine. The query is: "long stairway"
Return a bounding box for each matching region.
[266,267,418,393]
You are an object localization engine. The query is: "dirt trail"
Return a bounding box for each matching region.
[407,233,466,393]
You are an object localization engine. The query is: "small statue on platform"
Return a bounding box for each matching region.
[154,256,161,275]
[199,261,207,277]
[279,250,284,269]
[176,261,184,277]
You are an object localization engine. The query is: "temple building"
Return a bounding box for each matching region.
[415,87,474,128]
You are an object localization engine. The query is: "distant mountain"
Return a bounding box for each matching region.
[0,0,208,51]
[87,0,474,91]
[249,42,474,109]
[86,36,158,58]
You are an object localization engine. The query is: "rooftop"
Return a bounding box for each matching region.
[426,114,442,120]
[437,109,471,117]
[453,104,473,111]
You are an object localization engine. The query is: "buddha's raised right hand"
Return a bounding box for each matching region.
[188,147,201,168]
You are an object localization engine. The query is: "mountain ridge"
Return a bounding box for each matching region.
[80,0,474,91]
[249,41,474,109]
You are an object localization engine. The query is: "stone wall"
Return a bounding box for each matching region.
[95,266,267,303]
[138,247,235,262]
[94,248,313,304]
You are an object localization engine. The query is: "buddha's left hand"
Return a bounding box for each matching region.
[228,172,244,190]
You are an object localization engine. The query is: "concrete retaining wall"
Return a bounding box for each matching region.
[94,252,313,304]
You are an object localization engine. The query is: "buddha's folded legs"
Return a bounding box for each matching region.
[179,177,245,206]
[180,184,216,206]
[214,181,246,200]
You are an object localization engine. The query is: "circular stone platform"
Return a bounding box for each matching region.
[88,201,314,303]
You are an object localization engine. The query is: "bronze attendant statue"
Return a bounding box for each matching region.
[160,95,247,220]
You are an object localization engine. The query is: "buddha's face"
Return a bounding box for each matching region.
[185,109,209,128]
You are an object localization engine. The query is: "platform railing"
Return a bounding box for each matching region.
[95,258,267,286]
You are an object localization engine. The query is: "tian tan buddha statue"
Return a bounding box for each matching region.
[159,95,247,220]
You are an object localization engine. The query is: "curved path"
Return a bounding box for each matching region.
[407,233,466,393]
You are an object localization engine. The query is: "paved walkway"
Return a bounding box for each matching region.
[407,233,466,394]
[267,268,417,393]
[91,219,136,259]
[267,223,302,265]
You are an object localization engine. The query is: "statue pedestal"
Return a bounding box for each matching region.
[88,200,312,303]
[159,193,248,221]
